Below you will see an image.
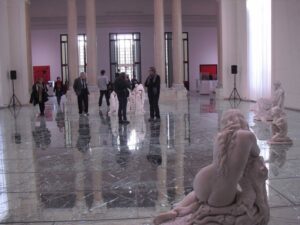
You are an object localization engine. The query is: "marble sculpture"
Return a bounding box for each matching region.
[108,91,119,115]
[253,81,285,121]
[153,109,270,225]
[134,84,145,114]
[268,106,293,145]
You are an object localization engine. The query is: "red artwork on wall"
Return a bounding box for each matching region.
[199,64,217,80]
[33,66,50,83]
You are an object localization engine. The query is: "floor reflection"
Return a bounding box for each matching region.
[0,95,299,224]
[32,117,51,150]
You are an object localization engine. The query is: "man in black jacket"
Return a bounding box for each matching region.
[73,72,89,116]
[145,67,160,122]
[114,72,131,124]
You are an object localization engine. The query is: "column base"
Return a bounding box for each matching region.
[160,84,187,101]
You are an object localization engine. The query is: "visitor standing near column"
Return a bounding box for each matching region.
[73,72,89,116]
[145,66,160,122]
[114,72,131,124]
[97,69,110,109]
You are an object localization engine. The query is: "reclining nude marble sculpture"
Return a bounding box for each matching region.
[153,109,270,225]
[268,106,293,145]
[253,81,285,121]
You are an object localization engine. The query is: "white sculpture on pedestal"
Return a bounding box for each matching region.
[108,91,118,115]
[253,81,285,121]
[134,84,145,114]
[153,109,270,225]
[268,106,293,145]
[127,89,135,113]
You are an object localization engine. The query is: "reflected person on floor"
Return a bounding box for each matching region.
[76,116,91,153]
[115,125,131,167]
[147,119,162,166]
[55,107,65,132]
[32,117,51,150]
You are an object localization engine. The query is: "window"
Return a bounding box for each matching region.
[109,33,141,81]
[60,34,87,83]
[165,32,189,88]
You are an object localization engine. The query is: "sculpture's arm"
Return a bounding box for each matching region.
[249,132,260,157]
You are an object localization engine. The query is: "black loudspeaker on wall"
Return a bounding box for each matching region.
[231,65,238,74]
[10,70,17,80]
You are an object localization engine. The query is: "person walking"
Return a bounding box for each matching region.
[73,72,89,116]
[97,69,110,109]
[145,66,160,122]
[53,76,63,106]
[114,72,131,124]
[30,77,48,116]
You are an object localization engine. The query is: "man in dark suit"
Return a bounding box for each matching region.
[73,72,89,116]
[145,66,160,122]
[114,72,131,124]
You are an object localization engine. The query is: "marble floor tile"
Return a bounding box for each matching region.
[0,95,299,224]
[269,207,300,225]
[268,178,300,204]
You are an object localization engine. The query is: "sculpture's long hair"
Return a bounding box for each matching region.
[214,109,249,175]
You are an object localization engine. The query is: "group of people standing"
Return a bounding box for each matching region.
[30,76,67,116]
[30,66,161,123]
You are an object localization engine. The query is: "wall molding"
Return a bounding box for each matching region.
[31,15,217,30]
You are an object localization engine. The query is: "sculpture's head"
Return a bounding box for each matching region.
[220,109,249,132]
[273,81,281,90]
[216,109,249,175]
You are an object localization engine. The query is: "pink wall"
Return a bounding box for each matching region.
[185,27,218,91]
[31,26,217,89]
[31,29,63,81]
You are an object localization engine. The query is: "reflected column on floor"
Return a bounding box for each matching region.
[175,115,185,201]
[156,116,168,209]
[74,147,87,213]
[91,147,106,213]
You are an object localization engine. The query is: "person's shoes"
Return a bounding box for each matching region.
[148,118,154,122]
[40,113,45,116]
[123,120,130,124]
[155,117,161,121]
[119,120,123,124]
[84,113,89,116]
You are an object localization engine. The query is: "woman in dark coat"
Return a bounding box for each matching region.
[30,77,48,116]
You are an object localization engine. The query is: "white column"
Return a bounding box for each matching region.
[216,0,222,88]
[68,0,79,85]
[154,0,165,87]
[0,0,11,107]
[85,0,97,86]
[172,0,183,88]
[219,0,247,100]
[7,0,30,105]
[25,0,33,90]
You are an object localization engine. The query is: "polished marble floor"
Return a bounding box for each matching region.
[0,93,299,225]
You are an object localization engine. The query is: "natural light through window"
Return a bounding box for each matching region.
[247,0,271,100]
[117,34,134,79]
